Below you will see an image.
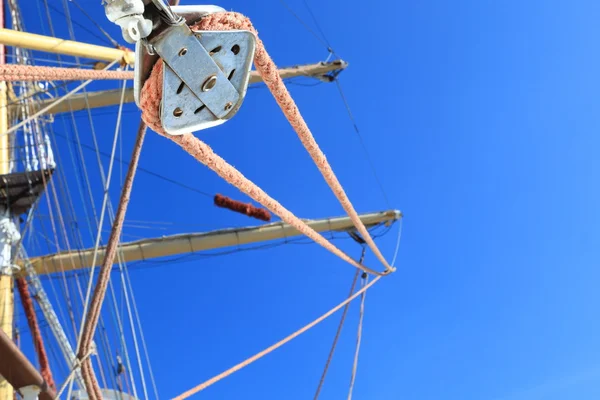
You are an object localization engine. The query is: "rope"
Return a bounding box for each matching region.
[0,64,133,81]
[214,193,271,221]
[140,12,395,275]
[167,132,381,275]
[173,275,382,399]
[313,249,364,400]
[77,121,147,399]
[15,277,56,391]
[347,273,368,400]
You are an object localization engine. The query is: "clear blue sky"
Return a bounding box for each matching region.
[15,0,600,399]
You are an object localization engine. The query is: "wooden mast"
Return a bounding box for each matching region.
[0,0,14,397]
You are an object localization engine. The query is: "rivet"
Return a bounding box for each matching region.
[224,102,233,111]
[202,75,218,92]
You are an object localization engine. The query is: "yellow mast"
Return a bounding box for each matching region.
[0,1,13,398]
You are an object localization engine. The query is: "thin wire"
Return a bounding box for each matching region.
[67,0,121,47]
[44,1,115,46]
[391,218,403,267]
[313,249,364,400]
[347,274,368,400]
[278,0,336,56]
[334,78,392,208]
[173,275,382,399]
[302,0,334,51]
[53,131,213,198]
[124,265,160,400]
[67,73,129,400]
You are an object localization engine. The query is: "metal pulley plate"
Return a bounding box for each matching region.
[132,5,255,135]
[160,30,255,134]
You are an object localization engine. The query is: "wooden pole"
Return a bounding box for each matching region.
[0,1,14,398]
[22,210,401,276]
[0,28,134,64]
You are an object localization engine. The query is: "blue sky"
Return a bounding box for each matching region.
[13,0,600,399]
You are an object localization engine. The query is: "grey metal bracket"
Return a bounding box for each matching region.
[132,5,254,135]
[160,30,255,134]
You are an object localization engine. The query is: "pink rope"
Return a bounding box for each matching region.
[139,13,395,275]
[0,64,133,81]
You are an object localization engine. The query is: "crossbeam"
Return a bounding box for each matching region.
[21,210,401,276]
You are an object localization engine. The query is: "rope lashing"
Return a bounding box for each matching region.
[214,194,272,221]
[0,64,133,81]
[140,12,396,276]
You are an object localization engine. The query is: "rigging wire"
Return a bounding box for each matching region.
[334,79,392,208]
[53,130,213,198]
[347,273,368,400]
[66,0,121,48]
[277,0,337,57]
[43,1,116,46]
[313,248,364,400]
[301,0,335,53]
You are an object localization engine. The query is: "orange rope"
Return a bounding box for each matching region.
[140,13,395,275]
[16,277,56,391]
[78,121,147,399]
[173,275,382,399]
[0,64,133,81]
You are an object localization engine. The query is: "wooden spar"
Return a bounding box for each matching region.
[0,28,134,65]
[0,329,56,400]
[27,60,348,115]
[21,210,401,276]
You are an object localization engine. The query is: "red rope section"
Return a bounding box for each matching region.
[139,13,393,276]
[214,194,271,221]
[77,121,147,399]
[0,64,133,81]
[15,277,56,391]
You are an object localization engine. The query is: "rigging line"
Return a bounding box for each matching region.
[54,116,128,393]
[117,254,149,400]
[43,1,114,46]
[391,217,403,267]
[67,77,131,400]
[123,263,160,400]
[347,273,368,400]
[66,0,121,47]
[76,121,147,399]
[53,349,94,400]
[142,14,391,275]
[301,0,334,51]
[278,0,336,56]
[313,249,364,400]
[43,1,125,385]
[334,78,392,208]
[2,59,120,136]
[173,275,383,399]
[53,130,212,198]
